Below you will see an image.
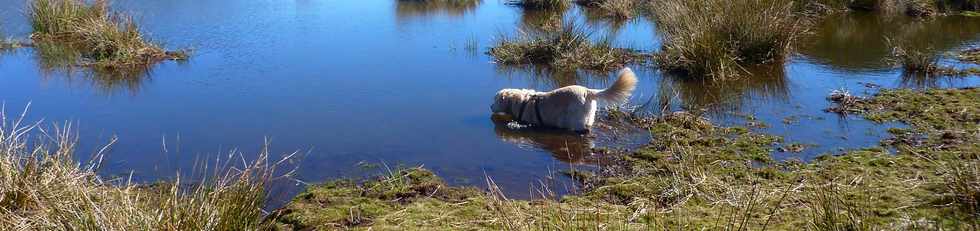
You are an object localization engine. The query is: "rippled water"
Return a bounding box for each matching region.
[1,0,978,201]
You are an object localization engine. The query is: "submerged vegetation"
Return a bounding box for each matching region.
[489,23,644,72]
[651,0,805,80]
[28,0,186,69]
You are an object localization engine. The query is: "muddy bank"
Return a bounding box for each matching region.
[267,87,980,230]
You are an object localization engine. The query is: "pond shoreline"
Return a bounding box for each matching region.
[266,87,980,229]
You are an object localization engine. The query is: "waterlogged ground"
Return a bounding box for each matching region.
[0,0,978,202]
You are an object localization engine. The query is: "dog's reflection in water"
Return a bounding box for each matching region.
[492,115,603,164]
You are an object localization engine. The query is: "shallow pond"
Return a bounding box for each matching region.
[1,0,978,203]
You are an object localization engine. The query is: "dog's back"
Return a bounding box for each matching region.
[492,67,638,132]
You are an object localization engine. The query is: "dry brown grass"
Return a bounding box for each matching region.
[0,105,292,230]
[576,0,640,20]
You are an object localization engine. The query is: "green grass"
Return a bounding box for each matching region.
[488,23,643,72]
[0,107,289,230]
[29,0,186,68]
[650,0,804,80]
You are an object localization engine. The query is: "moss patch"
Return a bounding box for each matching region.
[267,167,488,230]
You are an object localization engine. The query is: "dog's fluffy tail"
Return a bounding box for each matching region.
[591,67,637,104]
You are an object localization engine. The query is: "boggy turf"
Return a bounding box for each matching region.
[267,87,980,230]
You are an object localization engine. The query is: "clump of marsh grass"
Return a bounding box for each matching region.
[651,0,805,80]
[482,176,644,230]
[489,23,643,72]
[0,106,291,230]
[576,0,639,20]
[889,42,977,77]
[804,183,874,230]
[944,159,980,222]
[29,0,186,69]
[507,0,570,10]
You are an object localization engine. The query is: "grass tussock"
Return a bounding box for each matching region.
[889,42,980,77]
[576,0,640,20]
[0,106,290,230]
[946,158,980,222]
[489,23,643,72]
[651,0,805,80]
[507,0,570,10]
[29,0,186,68]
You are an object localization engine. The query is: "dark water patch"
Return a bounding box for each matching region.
[801,12,980,73]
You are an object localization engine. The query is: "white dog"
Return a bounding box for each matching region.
[491,68,638,132]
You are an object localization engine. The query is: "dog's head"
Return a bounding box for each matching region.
[491,89,533,114]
